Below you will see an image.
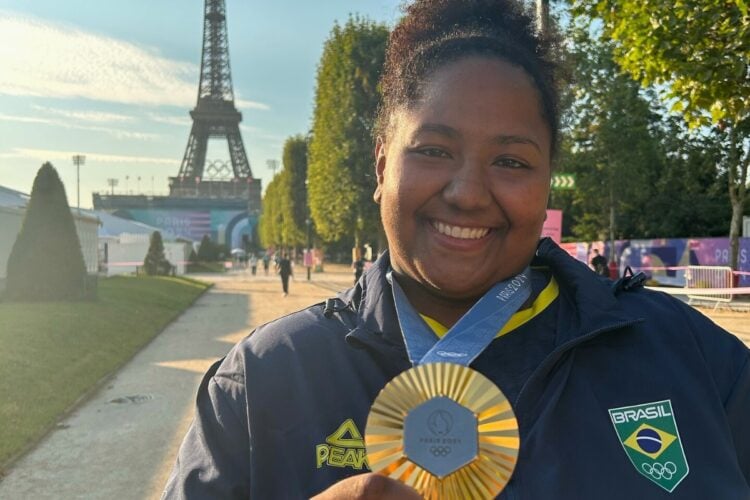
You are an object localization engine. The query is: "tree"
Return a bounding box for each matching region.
[555,23,663,251]
[280,135,310,246]
[258,174,284,248]
[571,0,750,268]
[5,162,87,301]
[641,117,731,237]
[143,231,173,275]
[308,17,388,248]
[197,234,222,261]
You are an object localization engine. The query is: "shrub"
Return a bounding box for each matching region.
[143,231,173,276]
[6,163,87,301]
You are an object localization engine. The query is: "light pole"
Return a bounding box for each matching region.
[536,0,549,34]
[306,217,312,281]
[107,178,118,195]
[72,154,85,212]
[305,177,312,281]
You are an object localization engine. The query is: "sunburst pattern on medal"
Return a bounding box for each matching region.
[365,363,519,499]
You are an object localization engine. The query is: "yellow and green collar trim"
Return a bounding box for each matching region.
[421,276,559,339]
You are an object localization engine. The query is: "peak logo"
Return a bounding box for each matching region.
[315,419,369,470]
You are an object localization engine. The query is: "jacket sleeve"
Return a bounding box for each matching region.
[681,302,750,484]
[162,357,251,499]
[725,353,750,484]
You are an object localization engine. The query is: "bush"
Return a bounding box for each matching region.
[197,235,216,261]
[5,163,87,301]
[196,235,228,262]
[143,231,173,276]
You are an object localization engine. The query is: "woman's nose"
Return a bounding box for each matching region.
[441,162,492,211]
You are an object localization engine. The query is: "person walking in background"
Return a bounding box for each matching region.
[262,253,270,276]
[249,253,258,276]
[276,253,292,296]
[590,248,608,277]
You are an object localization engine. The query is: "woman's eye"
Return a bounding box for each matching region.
[415,147,450,158]
[494,157,529,169]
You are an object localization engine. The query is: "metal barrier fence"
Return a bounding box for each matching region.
[685,266,734,304]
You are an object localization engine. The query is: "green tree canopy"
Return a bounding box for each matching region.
[258,136,318,250]
[280,135,310,246]
[570,0,749,268]
[258,174,284,248]
[308,16,388,247]
[6,162,87,301]
[555,24,663,248]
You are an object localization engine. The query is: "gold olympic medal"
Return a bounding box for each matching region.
[365,362,519,499]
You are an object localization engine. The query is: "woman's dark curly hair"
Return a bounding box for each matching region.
[376,0,560,156]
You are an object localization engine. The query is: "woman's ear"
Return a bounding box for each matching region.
[373,137,386,204]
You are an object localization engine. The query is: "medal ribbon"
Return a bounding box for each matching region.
[388,268,532,367]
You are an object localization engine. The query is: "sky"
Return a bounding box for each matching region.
[0,0,403,208]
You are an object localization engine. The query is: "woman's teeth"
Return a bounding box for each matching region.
[433,221,490,240]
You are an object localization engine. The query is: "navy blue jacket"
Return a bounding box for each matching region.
[163,238,750,499]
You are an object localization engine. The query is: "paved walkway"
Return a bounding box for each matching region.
[0,268,354,500]
[0,267,746,499]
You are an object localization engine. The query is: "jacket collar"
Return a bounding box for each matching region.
[342,238,638,356]
[342,253,405,353]
[533,237,637,343]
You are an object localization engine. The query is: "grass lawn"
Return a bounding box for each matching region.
[0,275,210,470]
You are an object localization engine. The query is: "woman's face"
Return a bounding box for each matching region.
[375,57,552,300]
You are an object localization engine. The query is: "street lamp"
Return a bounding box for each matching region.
[306,217,312,281]
[72,154,85,212]
[305,177,312,281]
[106,178,118,195]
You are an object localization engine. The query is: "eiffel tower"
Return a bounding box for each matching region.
[169,0,260,209]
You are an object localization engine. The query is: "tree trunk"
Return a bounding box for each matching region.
[609,186,616,264]
[726,125,749,271]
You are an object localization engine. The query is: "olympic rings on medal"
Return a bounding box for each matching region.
[429,445,452,457]
[641,461,677,480]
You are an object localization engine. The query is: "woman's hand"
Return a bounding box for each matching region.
[311,473,421,499]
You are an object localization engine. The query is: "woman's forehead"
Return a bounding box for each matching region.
[386,57,548,135]
[385,59,550,149]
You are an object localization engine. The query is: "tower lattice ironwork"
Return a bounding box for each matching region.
[176,0,253,185]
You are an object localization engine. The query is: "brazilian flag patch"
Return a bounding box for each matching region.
[608,400,689,492]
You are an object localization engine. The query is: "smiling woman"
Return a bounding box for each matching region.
[163,0,750,498]
[375,58,552,326]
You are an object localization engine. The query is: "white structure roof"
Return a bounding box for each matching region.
[88,210,163,239]
[0,185,30,209]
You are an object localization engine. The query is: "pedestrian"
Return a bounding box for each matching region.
[164,1,750,498]
[590,248,609,276]
[249,253,258,276]
[262,253,270,275]
[276,253,292,296]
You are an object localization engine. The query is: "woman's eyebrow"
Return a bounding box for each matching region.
[412,123,460,138]
[492,134,541,152]
[411,125,541,153]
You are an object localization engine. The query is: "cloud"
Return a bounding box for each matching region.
[147,112,192,127]
[2,148,179,166]
[32,105,134,123]
[0,112,157,140]
[0,13,268,110]
[236,98,270,111]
